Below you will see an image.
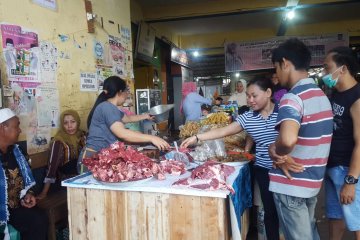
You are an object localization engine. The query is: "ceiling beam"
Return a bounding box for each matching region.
[146,0,358,24]
[277,0,299,36]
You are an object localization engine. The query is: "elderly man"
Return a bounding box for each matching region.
[0,108,47,240]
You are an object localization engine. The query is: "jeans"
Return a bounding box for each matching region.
[325,166,360,231]
[273,192,319,240]
[254,165,279,240]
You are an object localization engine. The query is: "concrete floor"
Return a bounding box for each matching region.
[247,186,356,240]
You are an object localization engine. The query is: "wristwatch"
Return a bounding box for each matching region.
[344,175,358,184]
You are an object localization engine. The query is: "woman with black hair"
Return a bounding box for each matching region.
[78,76,170,173]
[181,77,282,240]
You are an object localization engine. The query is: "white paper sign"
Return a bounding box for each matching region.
[80,72,98,92]
[32,0,57,11]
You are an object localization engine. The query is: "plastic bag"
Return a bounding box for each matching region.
[189,138,227,162]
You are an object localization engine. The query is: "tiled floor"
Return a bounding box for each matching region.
[247,186,356,240]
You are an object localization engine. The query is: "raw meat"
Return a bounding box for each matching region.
[83,142,186,182]
[173,160,235,193]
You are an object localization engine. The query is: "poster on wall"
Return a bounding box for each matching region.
[36,84,60,128]
[96,65,113,90]
[31,0,57,11]
[27,126,51,154]
[0,23,40,82]
[39,41,58,83]
[80,72,98,91]
[225,33,349,72]
[109,35,125,78]
[93,40,104,64]
[7,82,37,116]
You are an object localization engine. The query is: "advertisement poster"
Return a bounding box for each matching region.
[93,40,104,64]
[96,65,113,90]
[39,41,58,83]
[7,82,37,116]
[36,84,60,127]
[109,35,125,78]
[80,72,98,91]
[225,33,349,72]
[27,126,51,154]
[0,23,39,82]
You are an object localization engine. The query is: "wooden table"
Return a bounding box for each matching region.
[64,166,249,240]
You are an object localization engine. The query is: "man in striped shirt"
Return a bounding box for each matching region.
[269,38,333,240]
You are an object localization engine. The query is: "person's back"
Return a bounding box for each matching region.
[183,92,211,121]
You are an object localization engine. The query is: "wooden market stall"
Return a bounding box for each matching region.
[63,166,250,240]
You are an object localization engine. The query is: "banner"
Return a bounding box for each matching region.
[225,33,349,72]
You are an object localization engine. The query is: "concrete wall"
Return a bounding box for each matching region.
[0,0,132,135]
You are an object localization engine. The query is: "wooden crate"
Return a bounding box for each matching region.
[67,188,230,240]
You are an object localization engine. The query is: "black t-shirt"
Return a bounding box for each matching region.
[328,83,360,168]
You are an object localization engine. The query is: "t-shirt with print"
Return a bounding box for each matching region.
[86,101,124,152]
[269,78,333,198]
[328,83,360,168]
[236,105,279,169]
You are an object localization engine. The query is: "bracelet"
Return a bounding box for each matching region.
[195,135,199,143]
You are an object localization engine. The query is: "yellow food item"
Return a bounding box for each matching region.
[179,121,201,138]
[201,112,229,125]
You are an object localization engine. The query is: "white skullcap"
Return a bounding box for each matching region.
[0,108,16,124]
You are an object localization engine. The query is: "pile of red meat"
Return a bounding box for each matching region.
[157,160,187,180]
[82,142,186,182]
[173,160,235,193]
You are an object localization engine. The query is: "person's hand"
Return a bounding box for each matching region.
[36,192,47,200]
[340,184,356,205]
[143,114,155,121]
[21,193,36,208]
[151,136,170,151]
[276,157,304,180]
[268,143,288,164]
[180,136,197,148]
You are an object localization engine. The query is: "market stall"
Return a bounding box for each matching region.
[63,164,250,240]
[63,109,253,240]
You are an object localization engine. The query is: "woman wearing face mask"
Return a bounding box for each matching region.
[181,77,284,240]
[322,47,360,240]
[37,110,86,200]
[78,76,170,173]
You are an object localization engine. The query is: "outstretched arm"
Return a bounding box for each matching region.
[181,122,242,148]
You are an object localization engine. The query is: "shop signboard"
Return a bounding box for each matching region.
[135,22,156,63]
[171,46,190,68]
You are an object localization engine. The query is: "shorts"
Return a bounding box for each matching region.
[325,166,360,231]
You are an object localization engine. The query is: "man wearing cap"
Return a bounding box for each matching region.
[0,108,47,240]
